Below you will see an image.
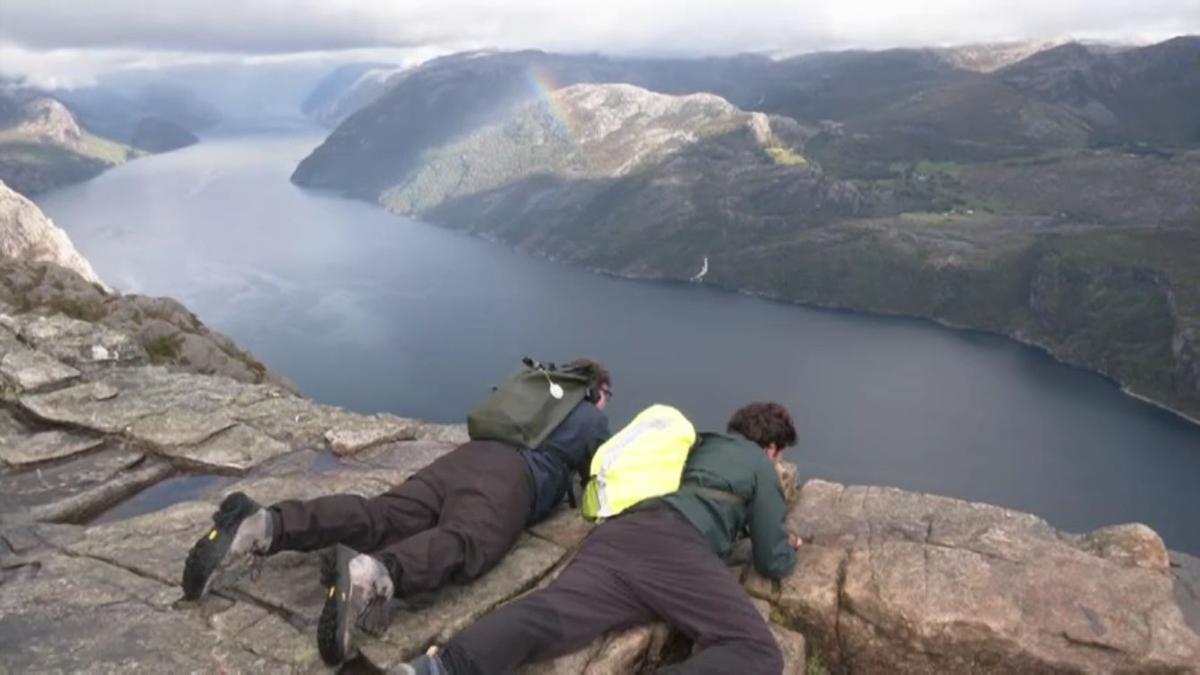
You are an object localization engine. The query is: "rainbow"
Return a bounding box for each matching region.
[526,64,581,145]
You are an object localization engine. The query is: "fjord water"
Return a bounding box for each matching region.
[38,127,1200,554]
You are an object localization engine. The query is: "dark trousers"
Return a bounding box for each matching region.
[267,441,534,597]
[439,507,783,675]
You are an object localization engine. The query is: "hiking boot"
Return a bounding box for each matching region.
[317,544,396,665]
[181,492,273,600]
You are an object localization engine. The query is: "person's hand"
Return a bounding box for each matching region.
[788,532,802,550]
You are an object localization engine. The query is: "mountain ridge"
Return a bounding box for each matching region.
[294,47,1200,422]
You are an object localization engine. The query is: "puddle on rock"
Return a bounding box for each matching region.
[90,473,230,525]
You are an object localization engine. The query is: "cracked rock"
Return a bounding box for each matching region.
[778,479,1200,673]
[0,347,80,391]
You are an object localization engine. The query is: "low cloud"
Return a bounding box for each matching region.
[1,0,1197,85]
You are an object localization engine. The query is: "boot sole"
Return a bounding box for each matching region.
[318,544,357,665]
[180,492,260,600]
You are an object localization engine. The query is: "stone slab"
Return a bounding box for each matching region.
[12,313,146,367]
[221,466,405,507]
[354,438,458,475]
[208,600,322,670]
[19,368,278,436]
[232,396,418,452]
[779,479,1200,674]
[527,506,594,550]
[0,552,308,673]
[583,624,670,674]
[0,447,145,519]
[324,414,417,455]
[25,459,174,524]
[169,423,291,472]
[0,347,80,391]
[359,534,568,667]
[67,500,214,587]
[0,429,104,466]
[127,409,238,447]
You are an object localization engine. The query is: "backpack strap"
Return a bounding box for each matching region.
[539,442,580,509]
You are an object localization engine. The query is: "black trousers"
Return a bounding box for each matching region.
[439,507,783,675]
[266,441,534,597]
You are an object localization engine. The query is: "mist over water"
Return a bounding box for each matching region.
[36,127,1200,554]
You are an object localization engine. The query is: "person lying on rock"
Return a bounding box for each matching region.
[399,401,801,675]
[180,358,613,666]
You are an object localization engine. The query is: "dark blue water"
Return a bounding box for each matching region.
[36,128,1200,553]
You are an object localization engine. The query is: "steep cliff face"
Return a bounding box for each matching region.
[0,181,106,289]
[3,98,85,149]
[0,182,286,388]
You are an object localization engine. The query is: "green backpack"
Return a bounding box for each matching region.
[467,358,599,450]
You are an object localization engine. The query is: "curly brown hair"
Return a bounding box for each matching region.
[568,357,610,389]
[727,402,797,449]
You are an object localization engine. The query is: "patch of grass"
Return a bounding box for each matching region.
[0,141,112,194]
[913,160,961,176]
[143,333,184,363]
[78,131,139,164]
[766,146,808,166]
[45,295,106,322]
[806,651,830,675]
[218,341,270,381]
[759,130,809,167]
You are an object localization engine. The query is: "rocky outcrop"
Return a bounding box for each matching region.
[0,305,447,522]
[0,180,107,288]
[5,383,1197,675]
[0,181,286,388]
[746,480,1200,673]
[0,257,287,388]
[1,162,1195,669]
[3,97,84,149]
[0,89,132,195]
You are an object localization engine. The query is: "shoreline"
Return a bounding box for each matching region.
[418,213,1200,431]
[295,162,1200,431]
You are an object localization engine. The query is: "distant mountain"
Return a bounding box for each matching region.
[55,81,220,144]
[381,83,865,271]
[299,40,1191,193]
[0,78,219,194]
[292,37,1200,421]
[129,116,198,153]
[999,36,1200,146]
[0,88,135,195]
[301,62,397,126]
[933,40,1068,73]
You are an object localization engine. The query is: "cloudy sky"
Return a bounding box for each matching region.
[2,0,1198,86]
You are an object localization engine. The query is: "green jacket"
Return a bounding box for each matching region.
[661,432,797,580]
